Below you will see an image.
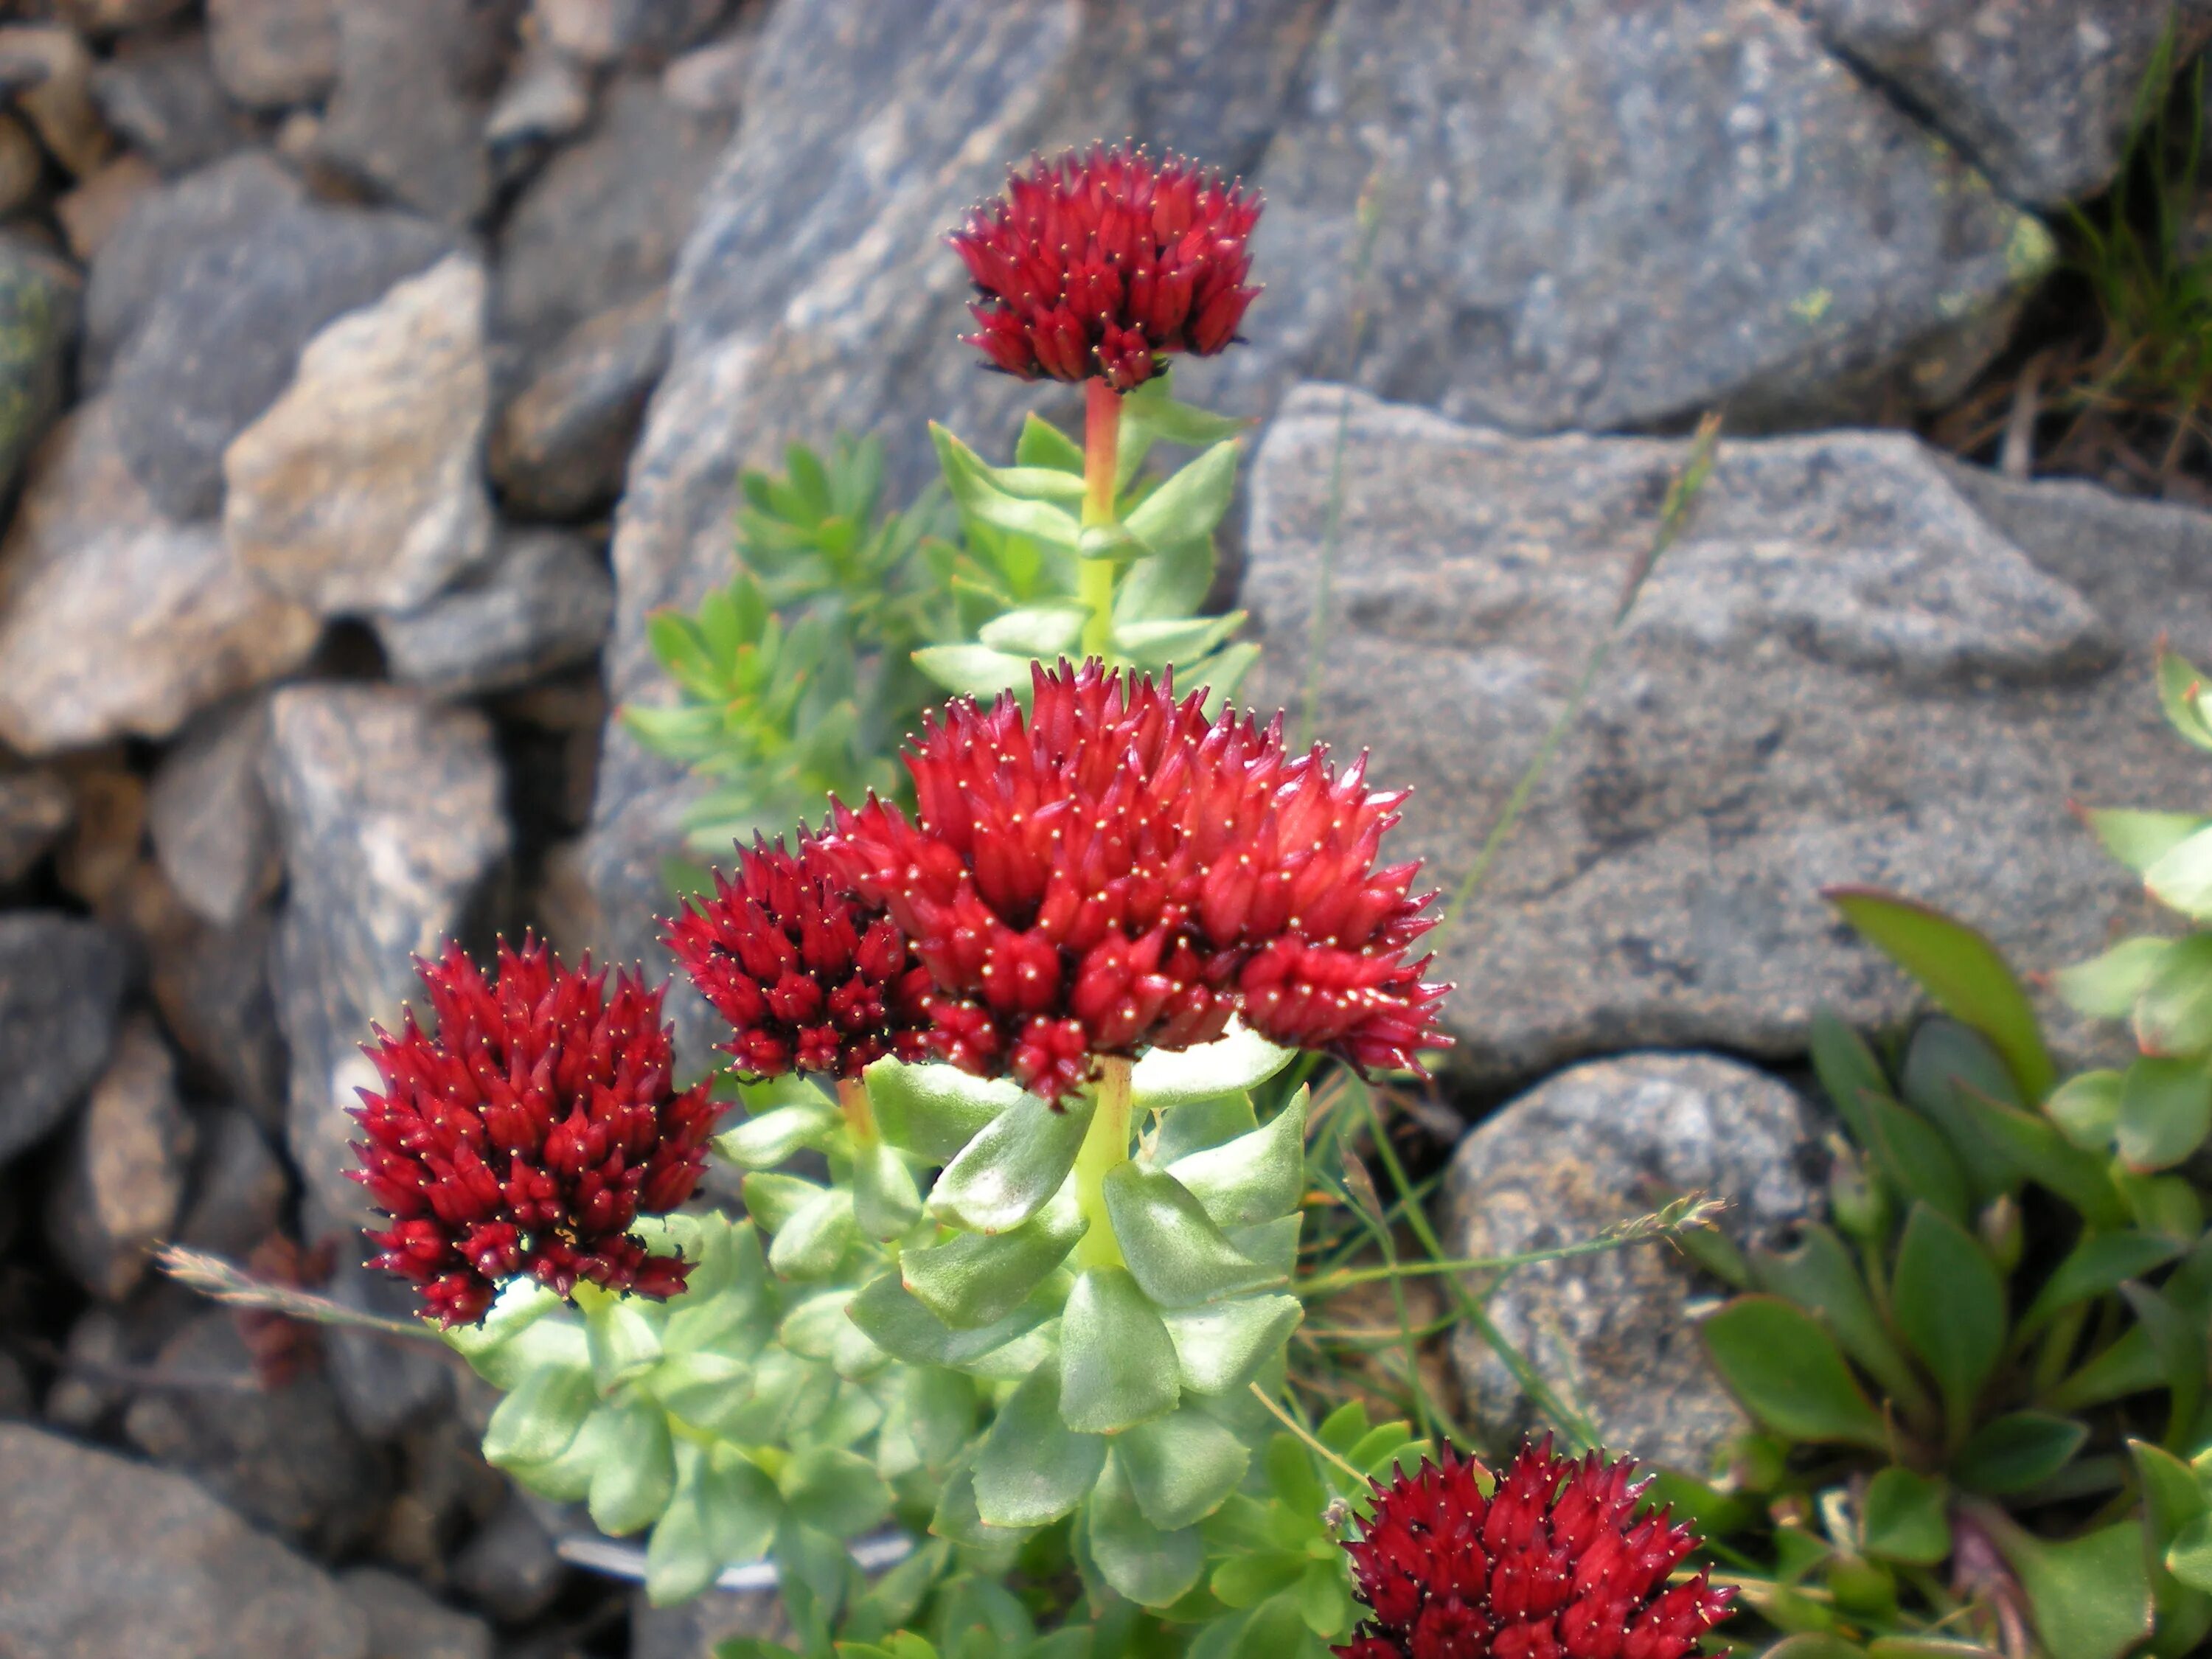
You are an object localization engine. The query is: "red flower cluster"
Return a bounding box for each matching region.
[1337,1439,1733,1659]
[951,143,1262,391]
[350,941,723,1326]
[822,660,1448,1102]
[664,832,942,1081]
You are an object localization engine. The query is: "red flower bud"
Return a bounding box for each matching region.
[1336,1438,1734,1659]
[349,939,723,1327]
[950,143,1262,392]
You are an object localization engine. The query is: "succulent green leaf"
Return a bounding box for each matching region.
[1060,1267,1181,1433]
[765,1186,857,1279]
[930,1455,1036,1549]
[1087,1450,1205,1606]
[1150,1091,1260,1163]
[2121,1279,2206,1440]
[2171,1515,2212,1594]
[482,1360,597,1467]
[1759,1640,1868,1659]
[929,1087,1096,1234]
[1700,1295,1888,1450]
[1953,1089,2127,1227]
[715,1102,840,1168]
[931,423,1082,549]
[1132,1023,1295,1107]
[852,1138,925,1240]
[587,1401,677,1535]
[844,1270,1057,1371]
[648,1350,754,1437]
[1123,441,1239,554]
[984,465,1088,503]
[2118,1169,2209,1239]
[2055,936,2179,1021]
[737,1172,821,1233]
[1121,377,1250,450]
[779,1446,893,1539]
[2118,1056,2212,1172]
[979,602,1090,658]
[1161,1294,1304,1395]
[1861,1467,1951,1565]
[1211,1551,1307,1610]
[1862,1091,1972,1225]
[2148,826,2212,920]
[451,1293,585,1391]
[1992,1518,2154,1659]
[1954,1411,2088,1495]
[1810,1010,1889,1146]
[1750,1224,1929,1417]
[902,1183,1085,1328]
[973,1367,1108,1527]
[2135,934,2212,1057]
[1225,1214,1304,1280]
[1110,612,1247,672]
[1114,1404,1252,1531]
[1892,1204,2006,1428]
[2084,809,2211,874]
[2155,644,2212,751]
[1163,1088,1307,1230]
[863,1058,1022,1161]
[2046,1069,2125,1152]
[1105,1163,1279,1308]
[646,1446,782,1606]
[1899,1018,2023,1201]
[1115,535,1217,625]
[583,1294,665,1394]
[899,1366,975,1472]
[2020,1230,2185,1337]
[912,643,1043,703]
[2134,1441,2212,1656]
[1825,887,2056,1101]
[1015,412,1084,472]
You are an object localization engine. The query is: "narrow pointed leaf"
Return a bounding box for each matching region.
[1105,1164,1278,1308]
[1954,1412,2088,1495]
[1165,1088,1307,1229]
[1700,1295,1888,1450]
[1892,1204,2005,1427]
[902,1183,1085,1327]
[1123,441,1240,554]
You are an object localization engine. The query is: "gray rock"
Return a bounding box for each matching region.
[46,1018,195,1301]
[493,77,731,358]
[583,0,1329,988]
[108,200,451,519]
[484,37,593,152]
[313,0,502,228]
[661,35,750,116]
[0,24,111,178]
[452,1496,566,1624]
[490,287,669,521]
[1444,1053,1823,1475]
[535,0,734,66]
[123,1311,383,1552]
[60,0,198,27]
[0,768,71,883]
[1792,1,2212,206]
[1242,386,2204,1083]
[83,151,307,392]
[0,112,42,215]
[207,0,339,108]
[260,683,509,1233]
[89,32,251,178]
[175,1105,288,1257]
[0,914,128,1166]
[0,1351,29,1419]
[0,399,321,754]
[630,1587,790,1659]
[0,1422,371,1659]
[145,902,291,1130]
[341,1569,493,1659]
[1211,0,2048,441]
[0,237,78,498]
[150,697,280,930]
[225,253,494,616]
[375,527,613,697]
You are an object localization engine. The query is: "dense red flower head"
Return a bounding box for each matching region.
[951,143,1262,392]
[821,659,1449,1102]
[1337,1439,1733,1659]
[664,832,942,1081]
[349,940,724,1327]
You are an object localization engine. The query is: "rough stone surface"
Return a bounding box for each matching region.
[0,237,78,498]
[1444,1053,1824,1474]
[1793,1,2212,206]
[89,32,251,177]
[493,77,732,359]
[225,253,494,616]
[208,0,339,108]
[56,154,161,263]
[484,37,594,151]
[0,24,111,178]
[108,200,451,519]
[46,1018,195,1301]
[313,0,502,228]
[0,399,321,755]
[1212,0,2050,442]
[585,0,1333,996]
[630,1587,791,1659]
[451,1495,566,1624]
[83,151,306,391]
[123,1312,381,1552]
[490,286,669,520]
[144,901,290,1130]
[149,696,280,930]
[536,0,734,66]
[340,1568,493,1659]
[1243,386,2208,1083]
[0,113,42,215]
[0,914,128,1165]
[260,684,509,1232]
[0,768,71,883]
[375,527,613,697]
[175,1104,288,1256]
[0,1423,370,1659]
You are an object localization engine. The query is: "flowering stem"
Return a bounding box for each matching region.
[1078,378,1122,661]
[837,1076,878,1144]
[1071,1054,1134,1270]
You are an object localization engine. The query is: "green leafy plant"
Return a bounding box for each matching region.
[1688,890,2209,1659]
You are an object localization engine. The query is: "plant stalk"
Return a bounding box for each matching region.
[1079,378,1121,661]
[837,1076,877,1144]
[1072,1055,1134,1270]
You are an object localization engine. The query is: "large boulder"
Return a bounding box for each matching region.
[0,1424,369,1659]
[311,0,504,228]
[1242,385,2207,1083]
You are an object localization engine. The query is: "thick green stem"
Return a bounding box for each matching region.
[1079,378,1121,661]
[1072,1056,1134,1270]
[837,1075,877,1144]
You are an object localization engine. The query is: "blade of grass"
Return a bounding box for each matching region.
[156,1245,441,1343]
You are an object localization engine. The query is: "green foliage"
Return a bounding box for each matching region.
[1691,893,2212,1658]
